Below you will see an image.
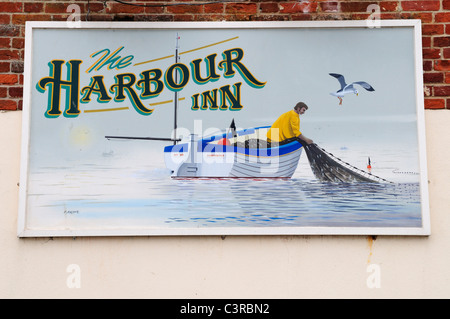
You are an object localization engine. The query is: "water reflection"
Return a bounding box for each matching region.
[163,178,422,228]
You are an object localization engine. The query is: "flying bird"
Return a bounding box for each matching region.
[329,73,375,105]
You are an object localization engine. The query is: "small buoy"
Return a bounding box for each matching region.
[367,157,372,172]
[218,138,230,146]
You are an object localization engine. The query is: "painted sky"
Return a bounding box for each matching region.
[28,25,420,168]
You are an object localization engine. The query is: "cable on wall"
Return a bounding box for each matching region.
[110,0,247,8]
[85,0,249,21]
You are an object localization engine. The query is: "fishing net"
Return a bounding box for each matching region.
[225,121,391,183]
[301,142,392,183]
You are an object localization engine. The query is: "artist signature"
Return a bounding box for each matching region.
[64,210,79,215]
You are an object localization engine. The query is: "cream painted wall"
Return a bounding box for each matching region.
[1,110,449,298]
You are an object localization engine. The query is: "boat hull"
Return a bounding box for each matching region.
[164,127,303,178]
[230,148,302,178]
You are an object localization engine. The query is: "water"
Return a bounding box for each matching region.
[163,178,421,228]
[25,146,424,232]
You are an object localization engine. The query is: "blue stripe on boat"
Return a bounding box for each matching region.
[164,143,189,153]
[163,126,302,157]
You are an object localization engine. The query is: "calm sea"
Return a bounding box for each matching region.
[26,138,424,232]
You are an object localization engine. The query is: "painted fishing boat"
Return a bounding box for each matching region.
[164,126,303,178]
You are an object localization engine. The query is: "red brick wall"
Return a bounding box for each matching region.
[1,0,450,110]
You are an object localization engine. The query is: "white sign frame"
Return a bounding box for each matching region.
[18,20,430,237]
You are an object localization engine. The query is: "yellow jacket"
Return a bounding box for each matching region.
[267,110,301,142]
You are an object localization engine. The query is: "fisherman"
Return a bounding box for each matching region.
[267,102,313,145]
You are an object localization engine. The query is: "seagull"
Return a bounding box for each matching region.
[329,73,375,105]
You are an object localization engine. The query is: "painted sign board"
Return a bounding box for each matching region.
[18,21,430,237]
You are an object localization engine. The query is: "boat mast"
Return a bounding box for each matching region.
[173,33,180,145]
[104,34,183,145]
